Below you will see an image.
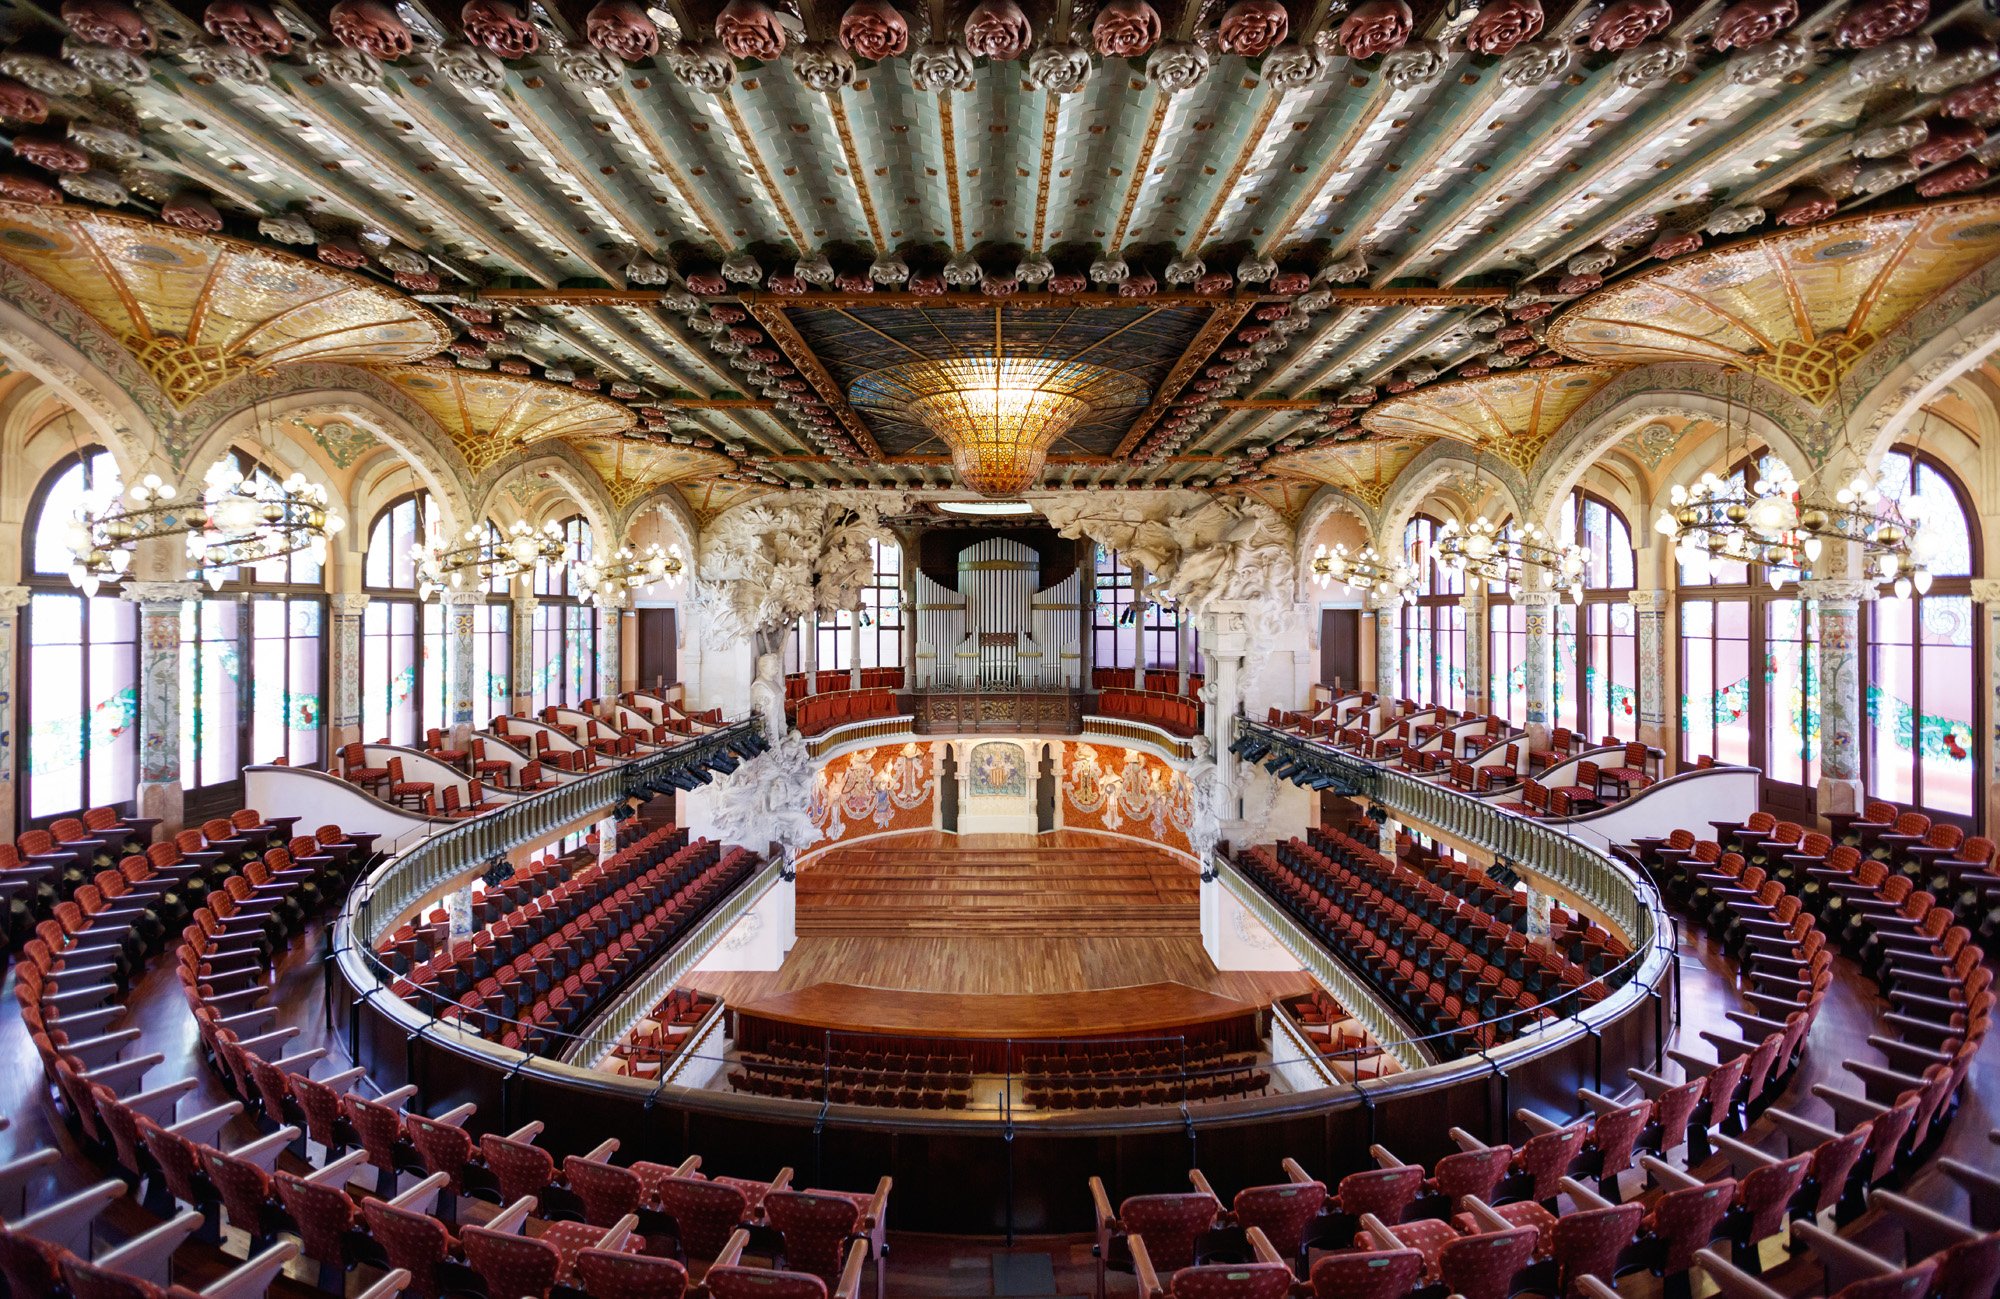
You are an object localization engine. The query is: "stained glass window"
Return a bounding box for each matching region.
[1681,598,1753,768]
[1093,545,1135,671]
[24,449,139,821]
[1488,601,1528,724]
[1557,490,1637,740]
[1865,449,1979,823]
[363,492,435,743]
[1402,515,1465,706]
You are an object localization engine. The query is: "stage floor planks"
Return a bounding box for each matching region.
[684,831,1316,1012]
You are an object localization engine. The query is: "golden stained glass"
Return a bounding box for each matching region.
[0,201,448,405]
[851,357,1147,496]
[1545,196,2000,406]
[375,366,633,476]
[1360,365,1626,474]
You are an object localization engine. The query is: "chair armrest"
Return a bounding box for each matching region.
[1843,1059,1924,1105]
[125,1077,199,1126]
[354,1270,412,1299]
[1640,1155,1703,1192]
[830,1239,870,1299]
[486,1196,538,1235]
[227,1128,300,1174]
[199,1241,302,1299]
[1867,1190,1979,1256]
[1761,1107,1841,1157]
[1710,1133,1776,1177]
[97,1211,204,1286]
[79,1052,162,1094]
[11,1179,122,1253]
[387,1171,452,1215]
[1792,1221,1902,1295]
[1558,1176,1614,1211]
[306,1150,372,1187]
[167,1101,244,1148]
[1355,1213,1405,1251]
[1692,1249,1788,1299]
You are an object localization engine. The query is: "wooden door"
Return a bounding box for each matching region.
[1320,608,1360,690]
[637,607,677,688]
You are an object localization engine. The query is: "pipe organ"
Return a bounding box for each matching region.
[912,537,1082,690]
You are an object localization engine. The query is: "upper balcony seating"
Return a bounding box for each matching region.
[792,689,900,737]
[1099,689,1202,737]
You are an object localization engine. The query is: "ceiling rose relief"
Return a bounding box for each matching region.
[0,202,450,407]
[1545,195,2000,409]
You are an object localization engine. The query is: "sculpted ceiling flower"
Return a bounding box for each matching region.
[944,252,985,285]
[1585,0,1670,51]
[1774,187,1835,226]
[1556,271,1602,294]
[1089,256,1129,283]
[963,0,1033,60]
[1465,0,1543,57]
[1853,119,1927,157]
[330,0,412,58]
[1709,0,1796,50]
[1337,0,1412,59]
[1945,71,2000,117]
[910,40,975,89]
[0,52,91,96]
[62,0,153,50]
[1725,33,1812,83]
[1217,0,1289,58]
[870,252,912,283]
[1916,158,1989,194]
[460,0,538,55]
[1613,35,1690,86]
[1146,39,1209,91]
[1380,36,1446,86]
[1836,0,1927,49]
[1261,41,1322,87]
[1496,38,1572,85]
[666,39,734,85]
[794,40,856,89]
[1119,271,1158,297]
[1027,40,1092,91]
[60,170,126,204]
[204,0,290,54]
[1853,158,1919,194]
[68,121,141,157]
[716,0,786,60]
[1912,38,2000,93]
[1048,271,1088,293]
[1647,228,1701,259]
[1164,254,1205,284]
[1848,33,1932,86]
[0,171,62,203]
[1909,118,1983,165]
[64,39,150,82]
[182,39,271,80]
[431,41,506,85]
[161,191,222,230]
[13,133,89,173]
[303,37,384,82]
[839,0,908,59]
[1196,271,1235,294]
[1093,0,1162,58]
[1703,202,1766,235]
[586,0,660,61]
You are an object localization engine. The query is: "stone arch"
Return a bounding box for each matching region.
[1293,485,1377,588]
[486,448,617,547]
[1526,373,1817,533]
[1375,440,1528,553]
[1845,276,2000,467]
[0,295,162,479]
[618,486,700,556]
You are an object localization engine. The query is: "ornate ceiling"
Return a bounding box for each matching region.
[3,0,2000,518]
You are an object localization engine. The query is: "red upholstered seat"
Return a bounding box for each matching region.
[1436,1227,1539,1299]
[1307,1247,1426,1299]
[1162,1262,1295,1299]
[705,1265,830,1299]
[1116,1192,1222,1273]
[575,1248,689,1299]
[1231,1180,1325,1260]
[462,1225,561,1299]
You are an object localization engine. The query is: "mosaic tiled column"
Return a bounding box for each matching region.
[1459,591,1485,714]
[600,598,624,700]
[440,590,479,740]
[1518,591,1558,741]
[1799,578,1874,818]
[329,593,370,749]
[0,585,29,844]
[1972,579,2000,836]
[512,593,538,713]
[124,580,201,833]
[1369,592,1401,700]
[1628,589,1672,752]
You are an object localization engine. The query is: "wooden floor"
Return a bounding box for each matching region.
[685,830,1315,1007]
[793,831,1199,936]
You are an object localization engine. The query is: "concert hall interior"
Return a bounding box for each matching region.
[3,0,2000,1293]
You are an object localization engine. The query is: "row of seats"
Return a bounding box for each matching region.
[1024,1065,1273,1110]
[1096,688,1202,736]
[603,987,718,1078]
[1091,668,1203,696]
[791,688,900,737]
[0,803,163,946]
[728,1057,975,1109]
[11,787,892,1299]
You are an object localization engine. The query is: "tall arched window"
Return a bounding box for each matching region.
[532,515,597,710]
[1401,515,1465,708]
[1865,448,1980,827]
[1487,521,1527,724]
[1093,545,1136,671]
[21,448,138,823]
[362,492,446,744]
[1555,490,1637,742]
[471,522,512,724]
[1677,450,1820,818]
[814,538,905,671]
[179,449,328,800]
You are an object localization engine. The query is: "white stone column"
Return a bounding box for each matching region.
[0,586,29,843]
[330,592,370,748]
[124,579,202,834]
[801,614,817,693]
[1628,588,1673,754]
[849,614,862,690]
[1369,591,1401,699]
[1519,590,1559,743]
[1176,618,1192,694]
[1130,564,1147,688]
[512,593,538,714]
[1459,590,1485,713]
[440,589,480,740]
[1800,577,1876,818]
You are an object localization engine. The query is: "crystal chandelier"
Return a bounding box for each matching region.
[1310,543,1418,602]
[850,356,1147,497]
[67,461,345,597]
[576,543,687,606]
[1652,372,1928,595]
[1433,515,1589,602]
[413,518,566,600]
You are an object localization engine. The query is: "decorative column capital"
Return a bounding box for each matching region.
[0,585,30,614]
[1364,591,1405,613]
[438,589,487,607]
[1516,590,1562,608]
[1796,578,1878,606]
[1457,590,1484,612]
[120,579,205,605]
[1970,578,2000,605]
[330,592,372,616]
[1626,588,1672,613]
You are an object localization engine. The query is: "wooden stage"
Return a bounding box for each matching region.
[732,980,1259,1040]
[683,831,1317,1031]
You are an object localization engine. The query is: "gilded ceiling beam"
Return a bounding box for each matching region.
[1113,302,1257,460]
[742,302,887,461]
